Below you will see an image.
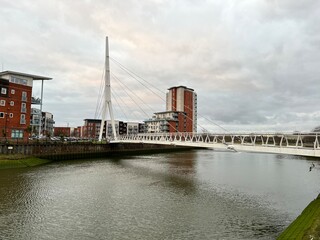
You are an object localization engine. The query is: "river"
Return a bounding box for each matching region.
[0,149,319,239]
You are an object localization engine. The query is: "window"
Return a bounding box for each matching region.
[10,101,14,106]
[10,76,28,85]
[9,113,13,118]
[11,89,15,94]
[0,100,5,106]
[22,91,27,101]
[11,129,23,139]
[21,103,27,113]
[20,114,26,124]
[0,112,4,118]
[1,88,7,94]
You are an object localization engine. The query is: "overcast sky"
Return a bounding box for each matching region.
[1,0,320,132]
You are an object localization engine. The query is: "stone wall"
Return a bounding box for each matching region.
[0,142,190,160]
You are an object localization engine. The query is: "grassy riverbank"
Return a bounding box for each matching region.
[278,195,320,240]
[0,154,51,169]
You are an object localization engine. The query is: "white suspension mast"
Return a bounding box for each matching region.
[99,36,117,141]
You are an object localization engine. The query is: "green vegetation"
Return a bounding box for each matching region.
[0,154,51,169]
[278,195,320,240]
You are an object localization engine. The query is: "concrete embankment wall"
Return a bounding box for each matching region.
[0,142,191,160]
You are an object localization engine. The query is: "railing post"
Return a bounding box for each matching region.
[266,136,270,146]
[280,135,283,148]
[296,135,303,148]
[213,136,217,144]
[314,134,319,149]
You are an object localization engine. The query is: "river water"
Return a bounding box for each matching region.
[0,150,319,240]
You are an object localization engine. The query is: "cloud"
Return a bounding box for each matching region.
[0,0,320,132]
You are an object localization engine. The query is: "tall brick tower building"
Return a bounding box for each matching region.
[166,86,197,133]
[145,86,197,133]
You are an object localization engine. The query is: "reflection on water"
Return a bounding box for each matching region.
[0,150,319,239]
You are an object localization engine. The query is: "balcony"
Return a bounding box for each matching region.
[160,126,169,131]
[47,119,55,124]
[32,97,41,105]
[160,121,169,126]
[31,108,41,115]
[31,120,40,125]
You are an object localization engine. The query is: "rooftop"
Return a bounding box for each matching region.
[0,71,52,80]
[168,86,194,92]
[154,110,182,114]
[84,119,102,123]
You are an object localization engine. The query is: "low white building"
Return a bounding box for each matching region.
[127,122,139,135]
[42,112,55,136]
[144,111,179,133]
[31,109,55,136]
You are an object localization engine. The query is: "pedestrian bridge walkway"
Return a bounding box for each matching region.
[111,132,320,158]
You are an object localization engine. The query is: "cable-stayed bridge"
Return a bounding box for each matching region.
[98,37,320,158]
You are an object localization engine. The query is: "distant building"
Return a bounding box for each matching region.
[0,71,52,140]
[80,119,144,139]
[166,86,197,132]
[144,111,178,133]
[31,110,55,137]
[30,107,41,135]
[53,127,71,137]
[73,126,82,138]
[82,119,101,139]
[41,112,55,136]
[145,86,197,133]
[105,120,128,137]
[126,122,146,135]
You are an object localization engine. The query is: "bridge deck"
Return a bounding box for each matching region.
[111,132,320,158]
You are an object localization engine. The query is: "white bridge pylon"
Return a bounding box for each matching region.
[110,132,320,158]
[99,36,117,141]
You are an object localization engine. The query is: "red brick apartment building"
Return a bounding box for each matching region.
[53,127,71,137]
[145,86,197,133]
[0,71,51,141]
[166,86,197,133]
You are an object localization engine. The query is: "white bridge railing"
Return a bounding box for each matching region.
[111,132,320,157]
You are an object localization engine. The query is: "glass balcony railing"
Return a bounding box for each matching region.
[31,97,41,105]
[31,120,40,125]
[31,108,41,115]
[160,121,169,126]
[160,126,169,131]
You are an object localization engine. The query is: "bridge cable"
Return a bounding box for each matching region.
[94,67,105,119]
[110,73,158,114]
[111,87,143,121]
[111,73,151,119]
[110,58,231,135]
[177,100,229,133]
[111,90,130,121]
[111,72,181,133]
[110,57,165,101]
